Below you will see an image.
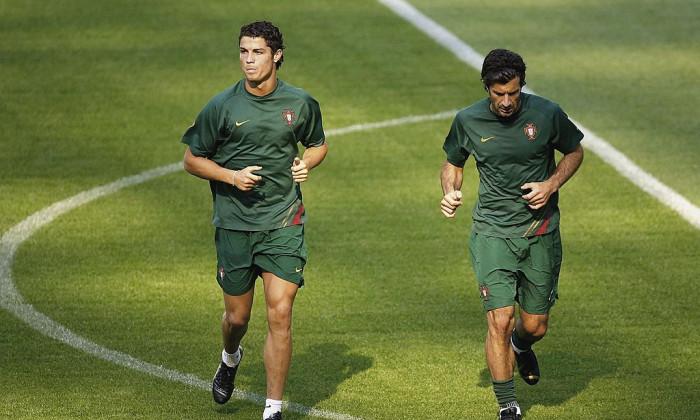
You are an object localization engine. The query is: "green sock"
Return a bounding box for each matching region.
[492,377,517,407]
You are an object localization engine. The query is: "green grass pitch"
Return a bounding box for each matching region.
[1,0,698,419]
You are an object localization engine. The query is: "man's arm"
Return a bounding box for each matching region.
[521,143,584,210]
[291,142,328,183]
[440,160,464,218]
[182,147,262,191]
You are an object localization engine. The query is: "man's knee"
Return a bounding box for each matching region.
[518,313,549,341]
[266,301,293,332]
[487,306,516,337]
[223,310,251,330]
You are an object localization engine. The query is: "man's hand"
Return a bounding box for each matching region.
[441,190,463,218]
[522,144,584,210]
[521,181,556,210]
[233,166,263,191]
[291,157,309,183]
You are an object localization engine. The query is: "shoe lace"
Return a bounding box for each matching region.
[215,364,235,387]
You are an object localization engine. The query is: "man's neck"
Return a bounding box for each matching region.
[245,77,278,97]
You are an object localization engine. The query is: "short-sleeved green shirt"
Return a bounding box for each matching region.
[182,79,325,231]
[443,93,583,238]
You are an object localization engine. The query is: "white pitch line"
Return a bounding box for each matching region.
[325,109,457,137]
[0,113,469,420]
[377,0,700,230]
[5,3,698,414]
[0,166,365,420]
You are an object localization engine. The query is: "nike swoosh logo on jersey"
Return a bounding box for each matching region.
[481,136,495,143]
[235,120,250,127]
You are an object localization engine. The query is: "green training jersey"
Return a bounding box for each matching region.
[443,93,583,238]
[182,79,325,231]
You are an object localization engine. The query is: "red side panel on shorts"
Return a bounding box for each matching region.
[291,204,305,226]
[534,216,550,236]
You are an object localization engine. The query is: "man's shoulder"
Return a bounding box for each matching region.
[277,79,317,104]
[458,98,491,119]
[208,80,247,105]
[522,93,562,116]
[196,82,247,116]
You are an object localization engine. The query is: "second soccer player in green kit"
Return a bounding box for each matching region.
[182,21,327,420]
[440,49,584,420]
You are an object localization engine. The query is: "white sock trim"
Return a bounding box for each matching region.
[222,346,241,367]
[263,398,283,419]
[510,335,526,355]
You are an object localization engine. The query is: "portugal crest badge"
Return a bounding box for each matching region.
[282,109,295,126]
[524,123,538,141]
[480,285,489,301]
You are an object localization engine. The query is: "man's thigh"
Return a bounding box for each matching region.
[253,225,307,288]
[469,229,562,314]
[518,229,562,315]
[215,228,258,296]
[469,231,520,311]
[215,225,308,296]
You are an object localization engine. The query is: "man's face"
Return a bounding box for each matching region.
[486,76,522,118]
[239,36,281,86]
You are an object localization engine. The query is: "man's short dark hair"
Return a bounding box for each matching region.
[481,49,526,88]
[239,21,285,69]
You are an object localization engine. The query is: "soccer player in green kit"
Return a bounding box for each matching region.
[440,49,584,420]
[181,21,327,420]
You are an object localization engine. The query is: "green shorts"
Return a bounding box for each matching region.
[214,224,307,296]
[469,228,562,314]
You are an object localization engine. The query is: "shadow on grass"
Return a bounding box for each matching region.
[217,342,373,419]
[287,342,374,407]
[477,347,617,417]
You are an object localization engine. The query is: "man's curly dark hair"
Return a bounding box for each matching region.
[239,21,285,69]
[481,49,526,88]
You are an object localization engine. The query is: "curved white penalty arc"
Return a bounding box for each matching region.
[325,109,457,137]
[0,159,366,420]
[2,113,463,420]
[0,162,212,389]
[0,163,185,311]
